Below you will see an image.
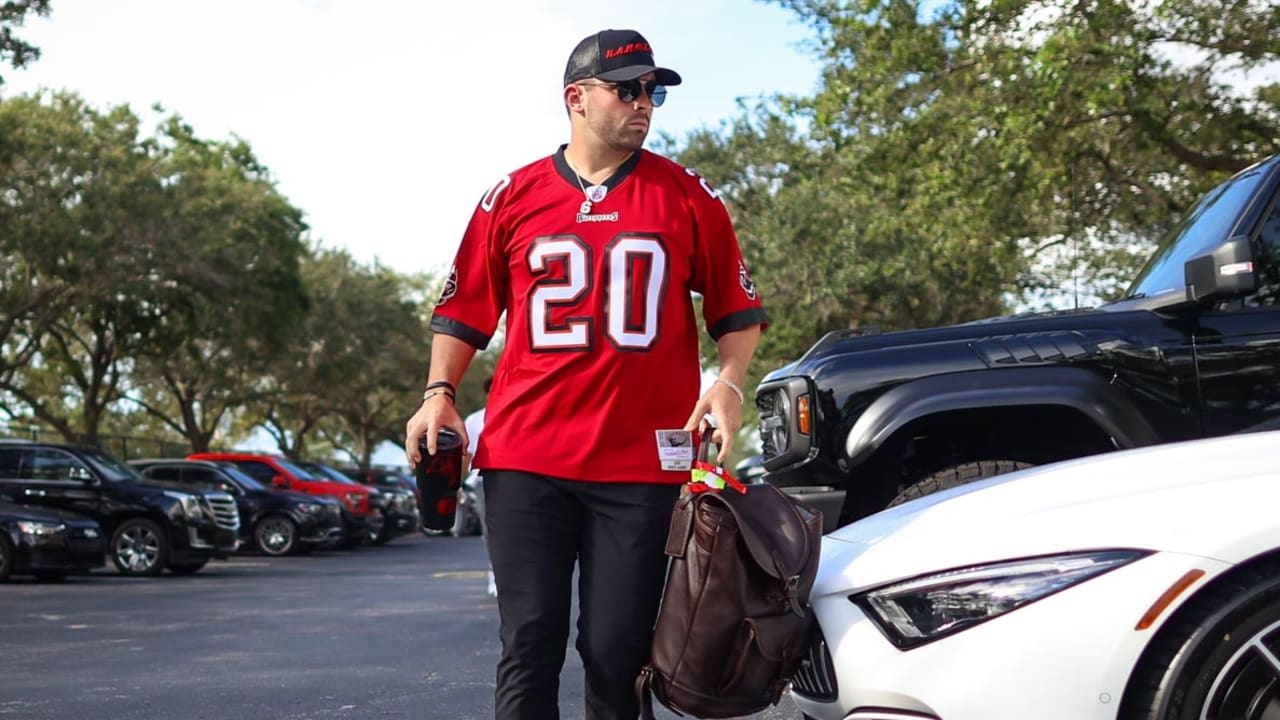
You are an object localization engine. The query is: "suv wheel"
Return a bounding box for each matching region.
[254,515,298,556]
[0,535,12,581]
[111,518,169,576]
[888,459,1033,507]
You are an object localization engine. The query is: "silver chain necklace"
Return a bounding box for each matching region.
[565,153,619,215]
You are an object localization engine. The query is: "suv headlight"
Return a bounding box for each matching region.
[345,492,363,510]
[853,549,1149,649]
[17,520,66,538]
[298,502,323,515]
[759,389,790,456]
[163,490,205,520]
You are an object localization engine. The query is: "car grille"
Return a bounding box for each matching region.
[791,627,837,701]
[202,493,241,530]
[322,504,342,523]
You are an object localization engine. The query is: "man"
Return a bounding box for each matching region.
[405,28,766,720]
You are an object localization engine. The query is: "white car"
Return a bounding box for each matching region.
[791,430,1280,720]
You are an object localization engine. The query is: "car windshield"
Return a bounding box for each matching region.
[275,458,322,481]
[83,448,148,483]
[298,461,359,485]
[1124,161,1273,300]
[217,464,266,491]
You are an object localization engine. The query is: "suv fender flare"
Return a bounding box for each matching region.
[845,366,1161,466]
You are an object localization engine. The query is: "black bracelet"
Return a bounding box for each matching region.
[423,380,456,395]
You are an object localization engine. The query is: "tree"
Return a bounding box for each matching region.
[124,117,310,452]
[0,0,50,86]
[0,92,166,442]
[0,92,309,447]
[774,0,1279,299]
[250,249,430,465]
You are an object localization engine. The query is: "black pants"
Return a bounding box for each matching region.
[483,470,681,720]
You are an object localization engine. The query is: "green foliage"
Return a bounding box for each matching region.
[666,0,1279,390]
[248,247,433,465]
[0,91,310,446]
[0,0,50,85]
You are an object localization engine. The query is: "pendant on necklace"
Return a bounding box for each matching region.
[586,185,608,203]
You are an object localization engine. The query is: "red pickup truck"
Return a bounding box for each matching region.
[187,453,383,547]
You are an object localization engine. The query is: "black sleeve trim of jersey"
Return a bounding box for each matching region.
[430,315,492,350]
[709,307,769,341]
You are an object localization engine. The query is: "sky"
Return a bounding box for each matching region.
[3,0,826,279]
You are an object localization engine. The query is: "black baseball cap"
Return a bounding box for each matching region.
[564,29,682,87]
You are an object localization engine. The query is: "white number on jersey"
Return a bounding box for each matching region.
[528,233,668,352]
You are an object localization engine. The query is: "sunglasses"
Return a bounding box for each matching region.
[581,79,667,107]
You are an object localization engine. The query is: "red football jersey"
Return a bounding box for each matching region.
[432,146,767,484]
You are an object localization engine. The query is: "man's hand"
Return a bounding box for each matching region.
[405,395,468,467]
[682,380,742,465]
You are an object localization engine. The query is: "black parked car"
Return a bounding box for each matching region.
[298,461,419,545]
[0,440,239,575]
[130,459,344,556]
[0,499,104,581]
[757,153,1280,531]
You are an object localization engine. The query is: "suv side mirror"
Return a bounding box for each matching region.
[271,475,288,488]
[1186,235,1256,304]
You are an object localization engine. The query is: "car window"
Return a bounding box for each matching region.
[1125,163,1271,300]
[0,448,27,478]
[232,461,278,484]
[275,459,321,481]
[29,448,92,482]
[1245,193,1280,307]
[142,465,182,482]
[80,448,145,483]
[214,464,266,492]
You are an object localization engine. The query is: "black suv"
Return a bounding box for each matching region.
[0,440,240,575]
[758,154,1280,531]
[298,461,419,545]
[130,459,344,556]
[0,499,105,581]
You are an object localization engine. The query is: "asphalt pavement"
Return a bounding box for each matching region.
[0,533,803,720]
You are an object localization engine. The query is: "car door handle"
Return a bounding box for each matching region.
[24,489,47,496]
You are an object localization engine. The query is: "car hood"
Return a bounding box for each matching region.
[280,490,337,505]
[763,305,1152,383]
[816,430,1280,596]
[0,501,98,526]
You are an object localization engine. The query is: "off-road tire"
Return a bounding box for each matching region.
[888,459,1034,507]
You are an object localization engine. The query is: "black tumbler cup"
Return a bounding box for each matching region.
[415,428,464,531]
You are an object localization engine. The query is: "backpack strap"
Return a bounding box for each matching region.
[705,485,816,615]
[664,490,696,558]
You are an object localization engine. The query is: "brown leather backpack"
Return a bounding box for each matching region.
[636,481,823,719]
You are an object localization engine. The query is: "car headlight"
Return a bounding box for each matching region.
[163,490,205,520]
[298,502,322,514]
[853,549,1150,649]
[17,520,66,538]
[758,388,790,456]
[345,492,363,509]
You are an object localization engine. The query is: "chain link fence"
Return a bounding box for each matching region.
[0,422,193,460]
